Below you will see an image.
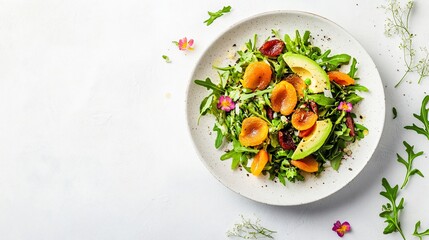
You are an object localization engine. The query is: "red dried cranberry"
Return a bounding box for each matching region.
[346,113,356,137]
[259,39,285,57]
[265,106,274,120]
[278,130,296,150]
[310,101,318,114]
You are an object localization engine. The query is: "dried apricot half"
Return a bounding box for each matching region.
[239,117,269,147]
[242,61,272,90]
[285,74,307,99]
[270,81,298,116]
[291,155,319,173]
[291,108,318,131]
[327,71,355,86]
[251,149,270,176]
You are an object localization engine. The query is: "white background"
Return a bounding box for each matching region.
[0,0,428,239]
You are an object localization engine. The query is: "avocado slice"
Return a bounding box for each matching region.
[291,119,333,160]
[283,52,330,93]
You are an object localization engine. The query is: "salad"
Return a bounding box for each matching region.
[194,30,368,185]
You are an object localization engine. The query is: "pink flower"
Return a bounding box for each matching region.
[177,37,194,51]
[337,101,353,112]
[332,221,351,237]
[217,95,235,112]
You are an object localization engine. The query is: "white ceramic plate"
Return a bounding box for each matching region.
[186,11,385,205]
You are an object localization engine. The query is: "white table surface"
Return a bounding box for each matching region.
[1,0,429,239]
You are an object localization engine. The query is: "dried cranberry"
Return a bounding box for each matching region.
[265,106,274,120]
[346,113,356,137]
[259,39,285,57]
[278,130,296,150]
[310,101,318,114]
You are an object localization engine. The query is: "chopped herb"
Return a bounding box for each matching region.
[204,6,231,26]
[393,107,398,119]
[162,55,171,63]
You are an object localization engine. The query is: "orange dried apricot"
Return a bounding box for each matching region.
[291,109,318,131]
[327,71,355,86]
[291,155,319,173]
[239,117,269,147]
[251,149,269,176]
[285,74,307,98]
[298,123,316,138]
[270,81,298,116]
[242,61,272,90]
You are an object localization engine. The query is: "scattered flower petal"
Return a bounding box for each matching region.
[177,37,194,51]
[338,101,353,112]
[217,95,235,112]
[332,221,351,237]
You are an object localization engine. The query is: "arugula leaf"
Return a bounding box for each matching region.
[330,151,344,171]
[306,94,335,106]
[414,221,429,240]
[213,124,224,149]
[199,94,214,116]
[204,6,231,26]
[346,84,369,92]
[271,28,280,38]
[345,93,364,104]
[397,141,424,189]
[220,139,257,170]
[318,53,351,71]
[404,95,429,140]
[379,178,406,239]
[194,78,224,96]
[348,58,358,78]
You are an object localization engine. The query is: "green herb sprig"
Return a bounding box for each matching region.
[414,221,429,240]
[380,178,406,239]
[204,6,231,26]
[383,0,429,87]
[227,215,276,239]
[397,141,424,189]
[404,95,429,140]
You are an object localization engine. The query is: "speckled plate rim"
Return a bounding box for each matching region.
[185,10,385,206]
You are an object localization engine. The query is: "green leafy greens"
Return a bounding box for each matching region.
[404,95,429,140]
[195,30,367,184]
[204,6,231,26]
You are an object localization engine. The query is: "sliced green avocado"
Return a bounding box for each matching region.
[283,52,330,93]
[291,119,333,160]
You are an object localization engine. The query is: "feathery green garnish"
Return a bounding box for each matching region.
[383,0,429,87]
